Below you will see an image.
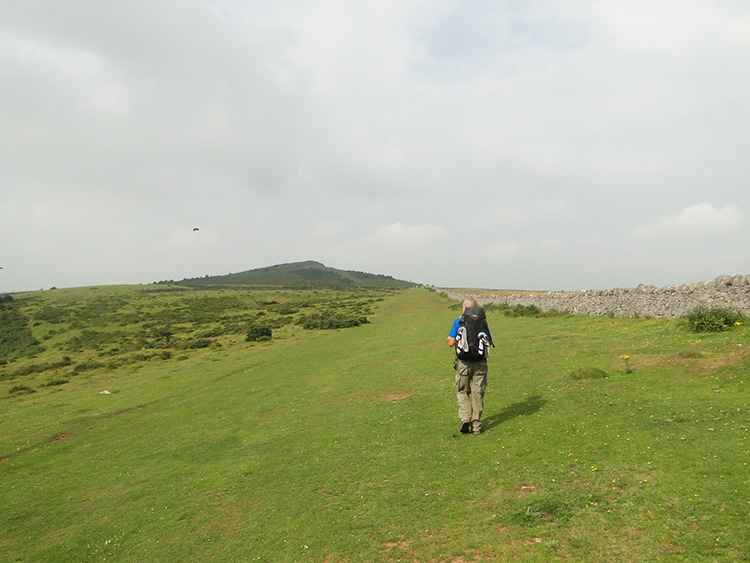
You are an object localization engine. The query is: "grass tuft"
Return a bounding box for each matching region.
[570,367,609,380]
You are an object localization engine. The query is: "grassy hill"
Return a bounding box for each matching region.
[161,260,416,289]
[1,286,749,561]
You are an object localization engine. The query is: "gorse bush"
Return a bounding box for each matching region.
[245,324,273,342]
[7,383,35,395]
[485,303,562,318]
[297,311,369,330]
[682,307,746,333]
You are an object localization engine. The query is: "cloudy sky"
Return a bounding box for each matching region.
[2,1,749,292]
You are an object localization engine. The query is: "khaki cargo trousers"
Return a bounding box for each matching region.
[455,358,488,431]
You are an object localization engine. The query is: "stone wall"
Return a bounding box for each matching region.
[434,274,750,319]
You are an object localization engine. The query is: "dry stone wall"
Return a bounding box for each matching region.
[435,274,750,319]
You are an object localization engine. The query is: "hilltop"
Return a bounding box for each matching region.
[154,260,416,289]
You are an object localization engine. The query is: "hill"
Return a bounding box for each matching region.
[159,260,416,289]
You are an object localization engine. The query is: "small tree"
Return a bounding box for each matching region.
[150,327,174,347]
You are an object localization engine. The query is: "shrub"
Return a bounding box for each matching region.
[268,303,299,315]
[297,311,369,330]
[41,378,70,387]
[8,384,35,396]
[246,324,273,342]
[185,339,212,349]
[199,326,232,338]
[73,360,105,373]
[683,307,746,333]
[150,327,174,347]
[485,303,555,318]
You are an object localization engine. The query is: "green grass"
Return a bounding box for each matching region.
[1,287,749,561]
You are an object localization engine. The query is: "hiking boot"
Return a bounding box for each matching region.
[460,421,471,434]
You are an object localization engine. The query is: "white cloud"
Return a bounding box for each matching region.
[2,2,750,292]
[485,241,522,259]
[591,0,750,53]
[634,203,743,237]
[536,238,565,251]
[311,218,345,239]
[372,222,445,250]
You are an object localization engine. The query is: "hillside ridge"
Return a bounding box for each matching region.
[157,260,415,289]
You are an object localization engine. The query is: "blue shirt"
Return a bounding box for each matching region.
[448,317,492,342]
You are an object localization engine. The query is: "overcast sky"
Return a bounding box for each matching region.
[2,1,749,293]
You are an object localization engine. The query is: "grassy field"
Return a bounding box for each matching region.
[1,287,749,562]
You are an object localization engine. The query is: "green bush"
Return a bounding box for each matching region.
[297,311,369,330]
[73,360,105,373]
[485,303,557,318]
[41,378,70,387]
[246,324,273,342]
[683,307,746,333]
[8,384,35,396]
[199,326,232,338]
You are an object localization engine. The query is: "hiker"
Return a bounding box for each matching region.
[447,298,493,435]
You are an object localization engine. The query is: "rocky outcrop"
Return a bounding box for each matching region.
[435,274,750,318]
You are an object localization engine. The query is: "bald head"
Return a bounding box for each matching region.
[462,298,477,311]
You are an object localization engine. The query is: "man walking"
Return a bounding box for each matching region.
[447,298,492,435]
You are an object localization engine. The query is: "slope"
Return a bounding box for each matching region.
[168,260,415,289]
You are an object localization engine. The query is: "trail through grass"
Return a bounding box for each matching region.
[1,288,749,562]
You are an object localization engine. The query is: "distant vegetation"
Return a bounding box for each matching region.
[0,284,393,393]
[485,302,565,318]
[154,260,416,289]
[0,297,44,363]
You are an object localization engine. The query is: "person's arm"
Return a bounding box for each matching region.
[447,318,459,347]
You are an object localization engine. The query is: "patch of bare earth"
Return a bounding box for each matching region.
[377,392,414,402]
[632,349,750,375]
[518,484,537,498]
[383,537,412,551]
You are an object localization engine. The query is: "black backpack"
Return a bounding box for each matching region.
[455,306,492,361]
